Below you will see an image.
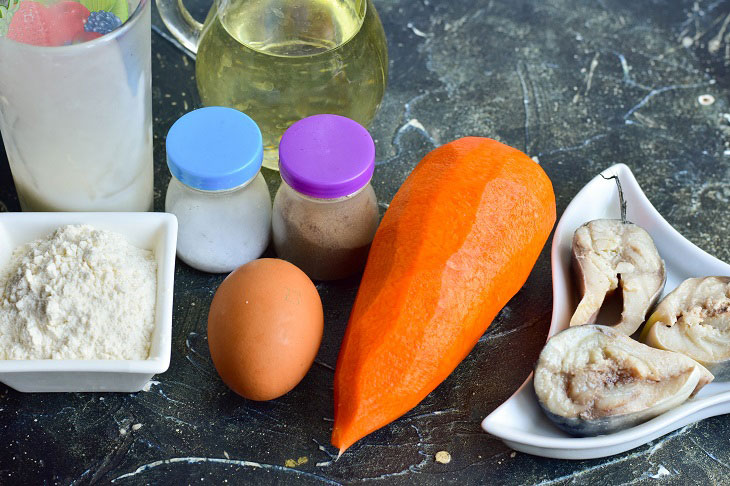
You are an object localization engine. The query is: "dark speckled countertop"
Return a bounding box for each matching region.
[2,0,730,484]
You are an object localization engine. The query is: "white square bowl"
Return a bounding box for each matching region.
[0,212,177,392]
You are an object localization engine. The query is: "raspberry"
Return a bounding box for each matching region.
[6,1,90,46]
[47,2,90,45]
[6,1,52,46]
[84,10,121,35]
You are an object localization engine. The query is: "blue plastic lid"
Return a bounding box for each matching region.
[166,107,263,191]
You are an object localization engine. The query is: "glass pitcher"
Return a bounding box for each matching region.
[156,0,388,171]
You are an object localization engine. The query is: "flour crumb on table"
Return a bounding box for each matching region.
[435,451,451,464]
[285,456,308,467]
[0,224,157,360]
[141,380,160,392]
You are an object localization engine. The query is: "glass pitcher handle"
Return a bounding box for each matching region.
[155,0,203,54]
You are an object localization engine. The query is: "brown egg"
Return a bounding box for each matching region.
[207,258,323,401]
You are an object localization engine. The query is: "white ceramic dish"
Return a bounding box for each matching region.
[481,164,730,460]
[0,212,177,392]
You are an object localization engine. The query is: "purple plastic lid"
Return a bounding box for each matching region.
[279,114,375,199]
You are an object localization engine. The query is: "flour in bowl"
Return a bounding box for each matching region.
[0,224,157,360]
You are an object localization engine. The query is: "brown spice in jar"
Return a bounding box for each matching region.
[272,184,380,281]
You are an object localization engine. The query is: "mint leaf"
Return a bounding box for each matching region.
[80,0,127,22]
[110,0,127,22]
[0,0,20,37]
[80,0,115,11]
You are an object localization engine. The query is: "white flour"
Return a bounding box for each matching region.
[0,225,157,360]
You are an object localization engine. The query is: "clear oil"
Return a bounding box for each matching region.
[195,0,388,170]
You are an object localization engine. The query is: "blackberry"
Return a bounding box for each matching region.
[84,11,122,36]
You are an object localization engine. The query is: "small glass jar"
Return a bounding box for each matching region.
[165,107,271,273]
[272,114,379,281]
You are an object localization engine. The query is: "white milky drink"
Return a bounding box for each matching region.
[0,0,152,211]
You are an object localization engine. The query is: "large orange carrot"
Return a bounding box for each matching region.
[332,137,556,453]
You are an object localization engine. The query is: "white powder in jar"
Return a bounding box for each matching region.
[0,224,157,360]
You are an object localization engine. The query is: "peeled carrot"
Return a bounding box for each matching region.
[332,137,556,454]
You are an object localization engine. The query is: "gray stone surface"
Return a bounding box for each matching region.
[2,0,730,484]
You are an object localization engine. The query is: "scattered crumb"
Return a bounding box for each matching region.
[510,452,517,458]
[131,424,142,431]
[285,456,308,468]
[531,155,540,164]
[650,465,671,478]
[224,451,230,459]
[141,380,160,392]
[119,428,127,436]
[435,451,451,464]
[698,94,715,106]
[682,36,693,48]
[406,22,428,38]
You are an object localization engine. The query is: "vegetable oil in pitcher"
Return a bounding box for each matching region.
[195,0,388,171]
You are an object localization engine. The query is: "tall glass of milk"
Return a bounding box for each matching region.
[0,0,152,212]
